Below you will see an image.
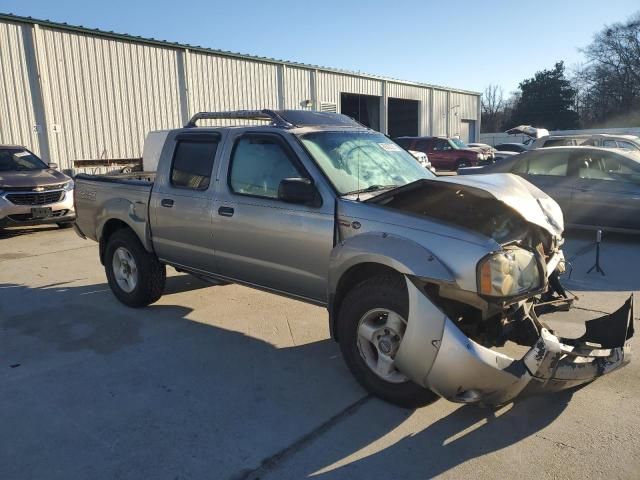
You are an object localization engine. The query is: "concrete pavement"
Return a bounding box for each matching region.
[1,226,638,479]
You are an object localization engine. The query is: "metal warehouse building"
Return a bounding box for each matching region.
[0,13,481,172]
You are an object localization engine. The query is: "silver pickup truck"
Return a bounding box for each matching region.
[74,110,633,408]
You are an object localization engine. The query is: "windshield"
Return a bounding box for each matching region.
[450,138,468,149]
[0,148,48,171]
[299,131,435,195]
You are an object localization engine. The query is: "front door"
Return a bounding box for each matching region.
[212,132,335,303]
[150,131,222,273]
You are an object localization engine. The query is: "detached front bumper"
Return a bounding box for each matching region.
[396,280,634,406]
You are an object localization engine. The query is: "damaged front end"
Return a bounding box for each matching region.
[397,275,634,406]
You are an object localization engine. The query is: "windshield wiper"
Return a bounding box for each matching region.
[342,184,399,197]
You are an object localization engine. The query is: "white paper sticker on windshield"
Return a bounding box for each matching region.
[14,151,31,157]
[378,143,402,152]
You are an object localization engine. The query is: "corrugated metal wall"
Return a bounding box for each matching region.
[186,52,279,126]
[35,27,183,166]
[317,71,383,106]
[0,21,40,155]
[282,66,312,110]
[432,90,449,136]
[0,16,480,171]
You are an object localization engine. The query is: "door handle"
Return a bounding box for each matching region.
[161,198,174,208]
[218,206,234,217]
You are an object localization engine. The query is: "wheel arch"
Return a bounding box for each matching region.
[328,232,455,340]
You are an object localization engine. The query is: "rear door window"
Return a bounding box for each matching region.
[518,152,569,176]
[170,136,220,190]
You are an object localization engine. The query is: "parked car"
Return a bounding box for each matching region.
[0,145,75,229]
[394,136,485,170]
[408,150,436,173]
[584,134,640,152]
[74,110,632,408]
[529,133,640,152]
[459,146,640,233]
[494,143,529,153]
[467,142,496,162]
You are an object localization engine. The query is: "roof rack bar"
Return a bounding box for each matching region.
[184,109,294,128]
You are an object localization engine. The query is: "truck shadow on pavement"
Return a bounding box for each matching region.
[1,278,575,480]
[305,390,575,479]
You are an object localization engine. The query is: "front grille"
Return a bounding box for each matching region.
[2,183,66,192]
[8,210,68,222]
[6,191,64,205]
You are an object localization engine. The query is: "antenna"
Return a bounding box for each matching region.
[356,82,362,201]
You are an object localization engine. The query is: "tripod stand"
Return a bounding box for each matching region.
[587,229,605,276]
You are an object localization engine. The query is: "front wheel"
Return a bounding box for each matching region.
[337,274,439,409]
[456,159,468,170]
[104,229,166,307]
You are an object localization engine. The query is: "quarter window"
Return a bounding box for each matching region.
[229,135,301,199]
[170,138,219,190]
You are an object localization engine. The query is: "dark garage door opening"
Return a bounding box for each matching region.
[340,93,381,131]
[388,98,419,138]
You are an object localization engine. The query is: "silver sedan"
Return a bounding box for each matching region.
[460,146,640,233]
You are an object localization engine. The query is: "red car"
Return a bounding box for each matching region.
[394,136,485,170]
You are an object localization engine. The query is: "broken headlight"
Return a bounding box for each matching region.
[478,248,542,297]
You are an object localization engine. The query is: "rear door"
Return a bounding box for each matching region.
[510,150,575,221]
[569,150,640,230]
[150,131,223,273]
[211,131,335,303]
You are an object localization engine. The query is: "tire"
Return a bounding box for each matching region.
[337,274,439,409]
[104,228,166,307]
[57,222,74,229]
[456,159,468,170]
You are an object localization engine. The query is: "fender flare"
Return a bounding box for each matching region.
[327,232,456,338]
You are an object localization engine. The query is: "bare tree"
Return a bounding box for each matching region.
[481,84,504,132]
[575,12,640,126]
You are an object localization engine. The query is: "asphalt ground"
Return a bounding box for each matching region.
[1,225,638,479]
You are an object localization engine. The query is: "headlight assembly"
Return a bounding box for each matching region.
[63,180,75,191]
[478,248,542,297]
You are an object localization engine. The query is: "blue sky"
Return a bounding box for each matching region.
[3,0,639,95]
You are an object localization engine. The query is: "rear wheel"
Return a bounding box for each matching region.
[104,229,166,307]
[337,274,439,408]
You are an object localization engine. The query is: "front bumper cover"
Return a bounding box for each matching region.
[397,279,634,406]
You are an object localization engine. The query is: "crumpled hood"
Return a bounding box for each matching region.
[0,169,70,189]
[437,173,564,236]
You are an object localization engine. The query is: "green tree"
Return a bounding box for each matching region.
[509,62,579,130]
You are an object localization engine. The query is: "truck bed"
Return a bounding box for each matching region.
[74,172,156,245]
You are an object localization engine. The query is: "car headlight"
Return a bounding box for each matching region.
[63,180,75,191]
[476,153,484,160]
[478,248,542,297]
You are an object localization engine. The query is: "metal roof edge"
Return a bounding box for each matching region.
[0,12,481,96]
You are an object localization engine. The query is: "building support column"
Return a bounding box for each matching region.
[276,64,286,109]
[176,49,190,126]
[429,88,434,136]
[22,23,51,163]
[310,69,318,110]
[380,80,388,135]
[446,90,451,137]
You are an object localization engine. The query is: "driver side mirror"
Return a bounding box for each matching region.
[278,178,320,207]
